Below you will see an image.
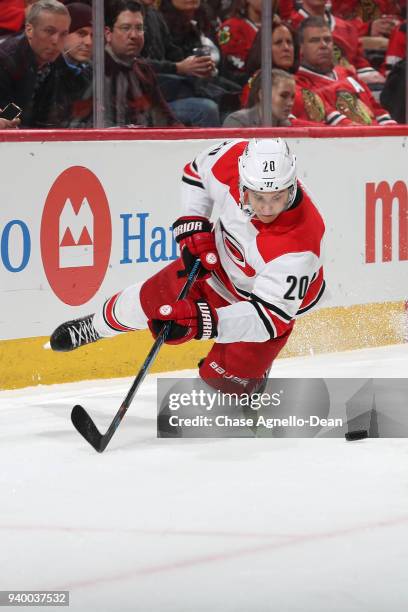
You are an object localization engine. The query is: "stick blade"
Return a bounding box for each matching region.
[71,404,105,452]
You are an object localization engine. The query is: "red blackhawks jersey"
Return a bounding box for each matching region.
[217,17,259,71]
[181,140,326,344]
[279,1,376,78]
[292,82,351,124]
[296,65,395,124]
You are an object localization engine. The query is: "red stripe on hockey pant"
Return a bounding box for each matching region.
[199,330,293,395]
[103,293,136,332]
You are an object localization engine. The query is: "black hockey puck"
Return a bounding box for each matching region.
[345,429,368,441]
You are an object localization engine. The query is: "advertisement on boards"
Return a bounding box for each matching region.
[1,136,407,341]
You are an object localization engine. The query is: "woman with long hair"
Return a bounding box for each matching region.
[246,19,298,75]
[223,68,305,126]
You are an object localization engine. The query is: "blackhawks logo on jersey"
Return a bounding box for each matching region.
[335,90,374,124]
[301,88,326,123]
[217,25,231,46]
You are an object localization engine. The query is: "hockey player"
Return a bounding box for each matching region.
[50,138,326,394]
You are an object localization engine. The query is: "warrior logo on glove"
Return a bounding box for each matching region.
[150,299,218,345]
[173,216,219,278]
[173,220,205,238]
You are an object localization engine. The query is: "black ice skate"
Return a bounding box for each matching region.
[50,315,101,352]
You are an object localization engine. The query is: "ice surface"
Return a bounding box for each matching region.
[0,344,408,611]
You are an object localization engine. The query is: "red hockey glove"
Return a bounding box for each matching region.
[173,216,219,278]
[149,299,218,345]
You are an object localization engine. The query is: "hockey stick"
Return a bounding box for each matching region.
[71,259,202,452]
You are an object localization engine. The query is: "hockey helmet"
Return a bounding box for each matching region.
[238,138,297,213]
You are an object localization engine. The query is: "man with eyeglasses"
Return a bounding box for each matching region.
[0,0,71,127]
[104,0,179,127]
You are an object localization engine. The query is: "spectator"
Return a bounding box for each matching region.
[241,21,297,107]
[141,0,213,79]
[0,0,71,128]
[36,1,92,127]
[223,68,315,126]
[246,20,298,75]
[234,63,342,127]
[159,0,241,118]
[296,17,396,125]
[159,0,219,63]
[280,0,384,83]
[380,58,406,122]
[63,1,92,67]
[217,0,262,83]
[139,0,221,126]
[104,0,180,127]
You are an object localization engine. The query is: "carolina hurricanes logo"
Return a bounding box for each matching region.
[221,224,256,277]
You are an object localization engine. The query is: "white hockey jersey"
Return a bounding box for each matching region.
[181,139,326,344]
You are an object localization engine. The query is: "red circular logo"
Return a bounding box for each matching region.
[41,166,112,306]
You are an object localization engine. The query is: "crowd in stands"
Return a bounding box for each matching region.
[0,0,405,129]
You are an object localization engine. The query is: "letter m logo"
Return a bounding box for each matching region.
[365,181,408,263]
[59,198,94,268]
